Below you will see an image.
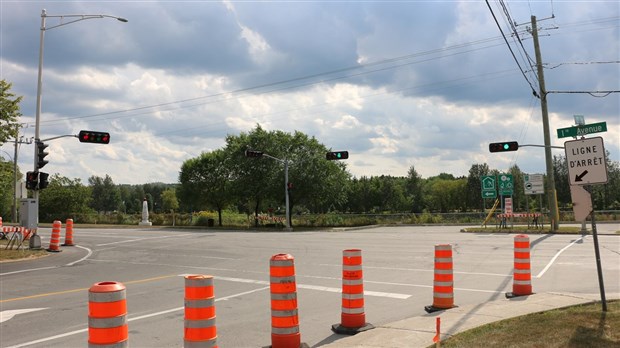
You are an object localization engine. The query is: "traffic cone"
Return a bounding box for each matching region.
[332,249,374,334]
[184,275,217,348]
[269,253,307,348]
[62,218,75,246]
[506,234,533,298]
[425,244,455,313]
[88,281,128,348]
[47,220,62,252]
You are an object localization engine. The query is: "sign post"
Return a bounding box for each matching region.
[565,136,608,312]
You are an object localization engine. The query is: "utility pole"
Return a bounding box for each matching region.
[531,15,560,231]
[12,126,33,223]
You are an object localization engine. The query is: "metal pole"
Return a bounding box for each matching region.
[12,128,19,223]
[32,9,47,208]
[531,15,560,231]
[589,202,607,312]
[284,159,291,230]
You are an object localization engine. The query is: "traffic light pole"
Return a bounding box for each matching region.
[531,15,560,232]
[262,154,292,230]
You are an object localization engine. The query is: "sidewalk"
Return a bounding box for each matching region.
[321,292,618,348]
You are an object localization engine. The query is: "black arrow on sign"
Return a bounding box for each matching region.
[575,170,589,182]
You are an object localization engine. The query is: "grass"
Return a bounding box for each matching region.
[435,300,620,348]
[0,239,48,262]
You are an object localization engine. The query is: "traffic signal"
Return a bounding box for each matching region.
[244,149,263,158]
[326,151,349,160]
[26,171,38,190]
[489,141,519,153]
[38,172,50,190]
[36,141,49,170]
[79,130,110,144]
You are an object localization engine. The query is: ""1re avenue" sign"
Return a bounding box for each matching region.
[564,137,608,186]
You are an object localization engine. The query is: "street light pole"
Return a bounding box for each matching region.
[31,9,127,221]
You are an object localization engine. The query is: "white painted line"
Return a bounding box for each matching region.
[96,233,195,246]
[0,266,56,276]
[0,308,48,323]
[4,287,270,348]
[65,245,92,266]
[535,235,587,278]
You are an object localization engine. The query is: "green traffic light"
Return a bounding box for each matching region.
[337,153,342,158]
[503,143,509,150]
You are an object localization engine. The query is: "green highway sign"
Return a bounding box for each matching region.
[557,121,607,139]
[481,175,496,199]
[498,174,514,196]
[482,190,497,199]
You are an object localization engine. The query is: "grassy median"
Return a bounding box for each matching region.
[0,239,48,262]
[436,300,619,348]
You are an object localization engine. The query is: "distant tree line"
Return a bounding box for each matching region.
[1,126,619,224]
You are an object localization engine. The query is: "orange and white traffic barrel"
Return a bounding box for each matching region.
[332,249,374,335]
[269,253,304,348]
[47,220,62,252]
[62,218,75,246]
[184,274,217,348]
[425,244,455,313]
[88,281,128,347]
[507,234,533,298]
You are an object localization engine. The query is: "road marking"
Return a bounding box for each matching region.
[535,235,587,278]
[179,274,411,299]
[4,287,269,348]
[0,266,56,277]
[0,275,178,303]
[96,233,195,246]
[0,308,47,323]
[65,245,92,266]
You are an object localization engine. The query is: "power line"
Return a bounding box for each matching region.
[486,0,540,98]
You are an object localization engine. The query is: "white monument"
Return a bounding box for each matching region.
[139,198,152,226]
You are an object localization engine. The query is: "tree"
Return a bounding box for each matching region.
[39,175,93,222]
[466,163,490,211]
[405,166,425,213]
[0,80,22,146]
[161,188,179,226]
[89,175,121,213]
[0,157,17,219]
[179,149,233,226]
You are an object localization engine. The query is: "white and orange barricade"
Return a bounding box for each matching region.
[62,218,75,246]
[88,281,128,347]
[47,220,62,252]
[184,275,218,348]
[269,253,305,348]
[332,249,374,334]
[425,244,455,312]
[507,234,533,298]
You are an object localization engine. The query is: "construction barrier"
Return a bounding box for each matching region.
[184,275,218,348]
[88,281,128,348]
[47,220,62,252]
[62,218,75,246]
[425,244,455,313]
[269,253,302,348]
[332,249,373,335]
[507,234,533,298]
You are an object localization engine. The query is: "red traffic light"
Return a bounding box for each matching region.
[79,130,110,144]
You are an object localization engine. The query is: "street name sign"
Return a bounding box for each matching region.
[498,174,514,196]
[564,137,608,185]
[524,174,544,195]
[556,121,607,139]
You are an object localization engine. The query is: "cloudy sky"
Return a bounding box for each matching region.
[1,0,618,185]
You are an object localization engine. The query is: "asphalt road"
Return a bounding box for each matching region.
[1,225,619,348]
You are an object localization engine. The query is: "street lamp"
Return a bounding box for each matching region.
[32,9,127,216]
